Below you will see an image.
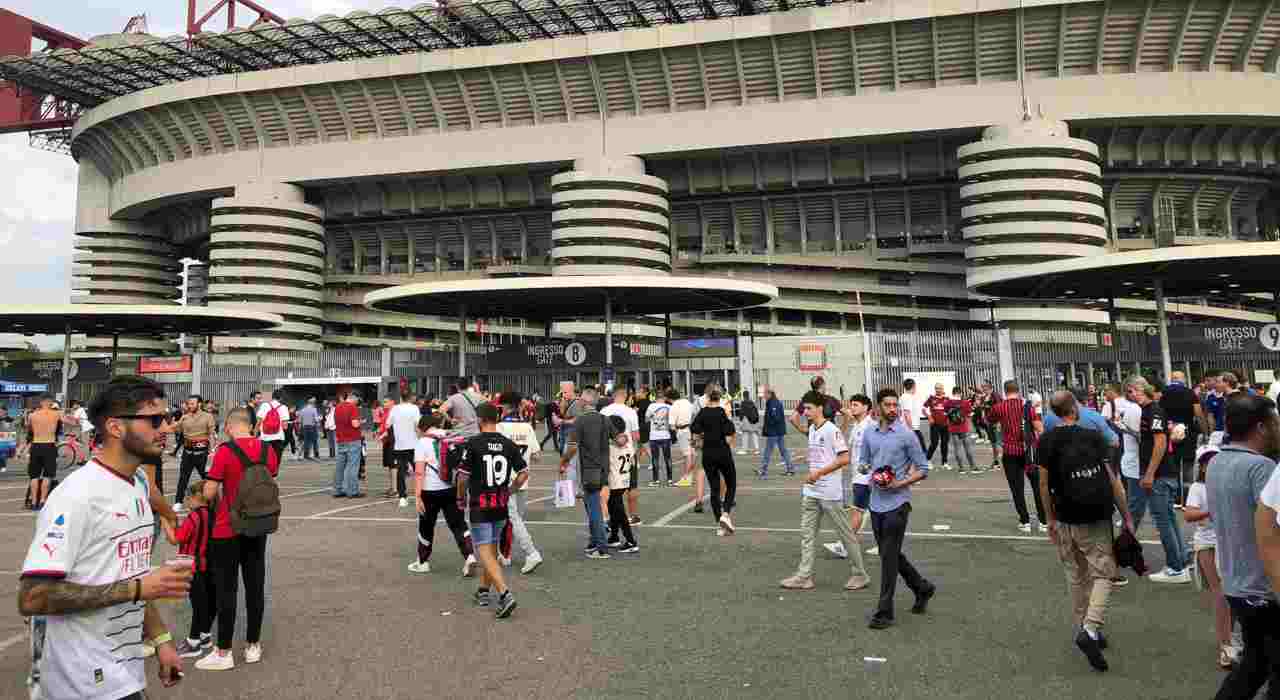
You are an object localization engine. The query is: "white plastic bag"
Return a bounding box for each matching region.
[554,479,575,508]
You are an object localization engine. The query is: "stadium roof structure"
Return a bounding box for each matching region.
[0,0,852,108]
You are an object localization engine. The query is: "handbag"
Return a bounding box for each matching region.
[1021,400,1039,472]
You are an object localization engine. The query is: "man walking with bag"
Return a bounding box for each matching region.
[1037,391,1133,672]
[198,407,281,671]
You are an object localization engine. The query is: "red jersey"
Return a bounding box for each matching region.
[990,397,1039,457]
[923,395,949,426]
[207,437,280,539]
[175,505,212,571]
[334,402,360,443]
[943,398,972,434]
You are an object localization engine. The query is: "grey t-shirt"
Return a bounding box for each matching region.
[443,390,484,437]
[1207,445,1280,601]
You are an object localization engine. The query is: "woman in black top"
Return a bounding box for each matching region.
[691,389,738,536]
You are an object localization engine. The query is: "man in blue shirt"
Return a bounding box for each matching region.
[858,387,936,629]
[1042,390,1119,449]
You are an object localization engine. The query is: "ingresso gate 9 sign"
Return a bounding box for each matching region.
[1151,324,1280,355]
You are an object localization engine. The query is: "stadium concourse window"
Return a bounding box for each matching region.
[804,198,836,253]
[771,199,802,254]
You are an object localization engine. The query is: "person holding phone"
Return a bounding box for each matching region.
[18,376,193,700]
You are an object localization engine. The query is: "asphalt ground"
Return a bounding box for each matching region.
[0,432,1229,700]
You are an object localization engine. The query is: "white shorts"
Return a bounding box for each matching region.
[674,429,692,457]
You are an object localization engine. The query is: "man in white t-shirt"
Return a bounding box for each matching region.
[780,390,870,592]
[601,386,643,525]
[668,389,703,506]
[900,379,925,449]
[646,394,674,486]
[497,393,544,574]
[255,391,289,463]
[1104,384,1144,524]
[388,393,422,509]
[826,394,875,559]
[19,376,193,700]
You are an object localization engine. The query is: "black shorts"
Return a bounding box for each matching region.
[28,443,57,479]
[393,449,414,470]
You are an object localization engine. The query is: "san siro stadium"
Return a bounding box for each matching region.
[4,0,1280,359]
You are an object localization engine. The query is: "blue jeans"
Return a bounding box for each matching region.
[302,426,319,459]
[582,487,607,553]
[1149,476,1187,572]
[1125,476,1149,530]
[334,441,361,496]
[760,435,792,475]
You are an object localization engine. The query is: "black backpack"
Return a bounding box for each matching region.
[224,441,281,537]
[741,398,760,424]
[1051,426,1113,511]
[946,405,965,425]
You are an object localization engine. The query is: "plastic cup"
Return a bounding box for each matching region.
[160,554,195,603]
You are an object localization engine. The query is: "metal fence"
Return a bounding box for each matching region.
[65,327,1280,408]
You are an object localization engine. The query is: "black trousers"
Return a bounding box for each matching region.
[266,440,285,466]
[926,424,949,464]
[283,426,297,455]
[1001,454,1047,525]
[210,534,268,650]
[870,503,929,619]
[175,449,208,503]
[1215,597,1280,700]
[607,488,637,546]
[417,489,472,562]
[702,451,737,520]
[188,568,217,641]
[392,449,415,498]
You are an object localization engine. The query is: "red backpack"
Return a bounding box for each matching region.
[260,402,282,435]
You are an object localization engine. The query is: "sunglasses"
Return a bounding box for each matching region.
[113,414,170,429]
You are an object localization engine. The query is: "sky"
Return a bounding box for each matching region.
[0,0,379,348]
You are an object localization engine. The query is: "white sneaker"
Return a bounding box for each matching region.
[462,554,477,578]
[1149,567,1192,584]
[499,555,512,567]
[824,542,849,559]
[736,450,746,455]
[1018,523,1032,533]
[1038,523,1050,534]
[244,643,262,664]
[865,546,879,556]
[407,560,430,574]
[195,650,234,671]
[942,463,951,471]
[398,497,408,508]
[719,513,735,534]
[521,552,543,575]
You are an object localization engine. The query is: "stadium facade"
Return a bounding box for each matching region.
[8,0,1280,355]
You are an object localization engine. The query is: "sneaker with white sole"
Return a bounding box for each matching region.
[499,555,512,567]
[1038,523,1050,534]
[1018,523,1033,533]
[619,543,640,554]
[865,546,879,556]
[824,542,849,559]
[176,639,207,659]
[398,497,408,508]
[462,554,477,578]
[244,643,262,664]
[521,552,543,575]
[719,513,735,534]
[1149,567,1192,584]
[585,549,611,560]
[779,575,815,590]
[407,560,430,574]
[195,650,234,671]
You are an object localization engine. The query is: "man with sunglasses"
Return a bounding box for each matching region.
[19,376,193,700]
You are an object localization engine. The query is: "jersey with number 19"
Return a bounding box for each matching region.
[457,432,527,523]
[21,460,153,700]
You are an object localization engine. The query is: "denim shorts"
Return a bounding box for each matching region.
[471,519,507,546]
[851,484,871,511]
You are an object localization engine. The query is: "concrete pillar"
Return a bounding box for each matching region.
[550,155,670,276]
[208,182,325,353]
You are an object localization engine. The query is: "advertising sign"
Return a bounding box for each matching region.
[796,343,829,371]
[484,339,633,370]
[667,337,737,359]
[0,357,112,386]
[138,356,193,374]
[1149,324,1280,355]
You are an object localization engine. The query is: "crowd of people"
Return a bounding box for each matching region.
[14,365,1280,699]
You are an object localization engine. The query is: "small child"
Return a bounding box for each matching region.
[1184,445,1237,669]
[606,415,638,553]
[173,481,216,659]
[407,414,476,576]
